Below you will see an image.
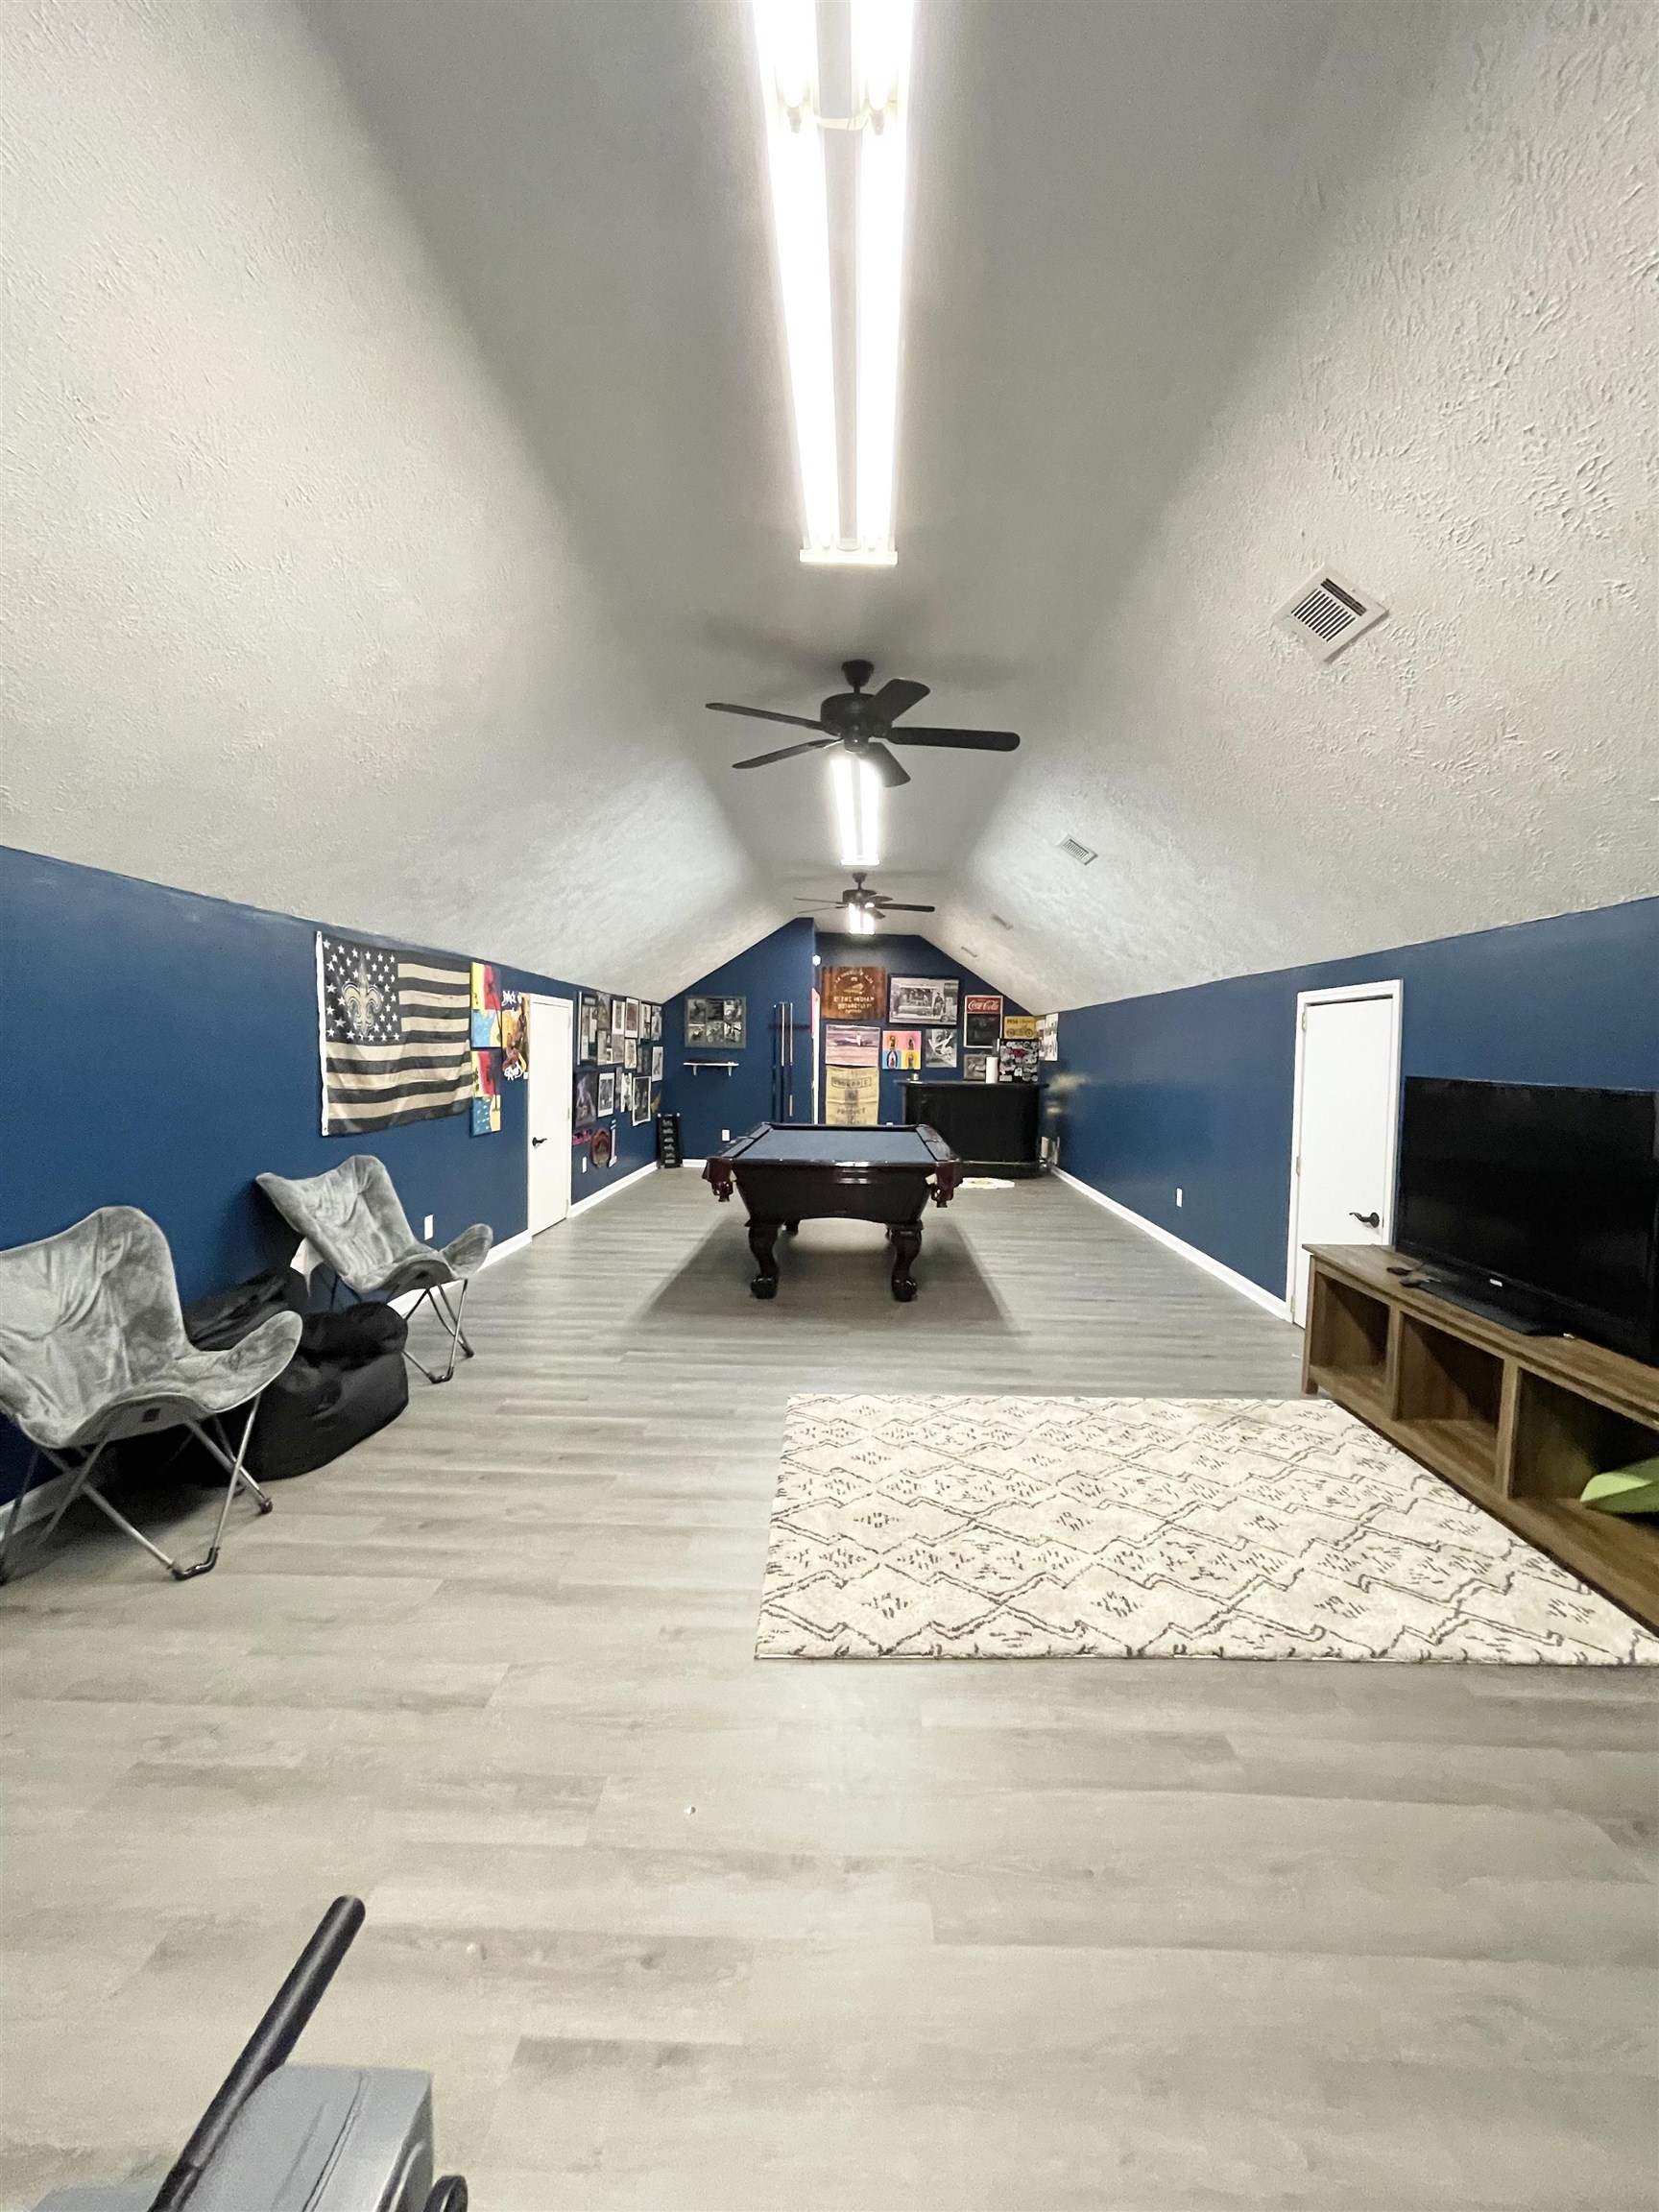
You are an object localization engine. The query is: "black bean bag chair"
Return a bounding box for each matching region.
[178,1269,409,1481]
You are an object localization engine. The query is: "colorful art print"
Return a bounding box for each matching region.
[963,995,1003,1049]
[625,998,642,1038]
[881,1028,923,1071]
[685,995,746,1046]
[470,1094,500,1136]
[651,1044,664,1080]
[824,1022,880,1068]
[962,1050,996,1083]
[597,1070,615,1116]
[499,994,528,1080]
[1038,1011,1060,1062]
[610,997,627,1036]
[573,1067,599,1128]
[824,1064,880,1127]
[923,1026,958,1068]
[820,966,883,1022]
[999,1038,1041,1082]
[888,975,958,1025]
[469,962,501,1047]
[590,1124,614,1169]
[471,1047,498,1100]
[1001,1014,1039,1041]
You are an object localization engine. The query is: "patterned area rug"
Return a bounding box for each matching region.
[757,1395,1659,1665]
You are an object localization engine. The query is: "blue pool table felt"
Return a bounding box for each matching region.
[728,1125,940,1166]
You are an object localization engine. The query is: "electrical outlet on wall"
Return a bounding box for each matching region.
[722,1129,730,1142]
[422,1214,434,1238]
[1175,1189,1183,1209]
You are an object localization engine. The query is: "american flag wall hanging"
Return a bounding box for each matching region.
[316,933,472,1135]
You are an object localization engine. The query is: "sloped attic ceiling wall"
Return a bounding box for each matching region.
[0,0,782,999]
[925,1,1656,1011]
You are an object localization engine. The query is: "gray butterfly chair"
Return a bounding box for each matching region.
[256,1157,492,1384]
[0,1208,302,1583]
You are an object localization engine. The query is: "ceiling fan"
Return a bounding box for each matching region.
[708,659,1020,788]
[798,872,935,934]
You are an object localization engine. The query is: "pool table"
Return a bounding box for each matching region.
[704,1123,963,1301]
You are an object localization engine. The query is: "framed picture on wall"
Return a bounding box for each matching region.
[652,1044,664,1080]
[610,996,627,1037]
[686,995,745,1046]
[625,998,642,1038]
[632,1072,650,1124]
[963,994,1003,1048]
[924,1026,958,1069]
[962,1049,996,1083]
[821,966,883,1022]
[1038,1012,1060,1061]
[889,975,958,1025]
[573,1067,599,1129]
[881,1028,922,1071]
[579,992,602,1062]
[824,1022,879,1067]
[648,1005,662,1041]
[623,1036,637,1070]
[597,1070,615,1116]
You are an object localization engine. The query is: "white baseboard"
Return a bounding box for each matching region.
[484,1229,533,1266]
[1054,1169,1290,1320]
[0,1460,73,1543]
[570,1161,657,1217]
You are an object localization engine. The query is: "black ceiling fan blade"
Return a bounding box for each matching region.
[861,742,911,788]
[867,677,930,722]
[885,727,1021,752]
[732,737,837,769]
[706,702,827,732]
[873,901,936,913]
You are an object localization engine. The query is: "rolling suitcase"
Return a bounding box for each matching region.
[34,1900,467,2212]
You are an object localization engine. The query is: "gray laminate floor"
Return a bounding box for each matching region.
[3,1172,1656,2209]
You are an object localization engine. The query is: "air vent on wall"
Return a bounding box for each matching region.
[1059,836,1097,866]
[1274,569,1388,661]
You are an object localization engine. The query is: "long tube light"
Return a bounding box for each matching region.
[830,752,881,867]
[751,0,914,566]
[852,0,913,561]
[751,0,840,555]
[846,902,877,936]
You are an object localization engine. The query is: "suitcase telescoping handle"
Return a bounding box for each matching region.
[149,1896,367,2210]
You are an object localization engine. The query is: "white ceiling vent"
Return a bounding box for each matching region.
[1274,569,1388,661]
[1058,835,1097,866]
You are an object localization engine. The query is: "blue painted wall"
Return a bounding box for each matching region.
[0,844,657,1499]
[661,919,818,1156]
[1055,897,1659,1301]
[812,932,1027,1127]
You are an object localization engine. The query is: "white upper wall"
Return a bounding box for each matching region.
[0,0,782,996]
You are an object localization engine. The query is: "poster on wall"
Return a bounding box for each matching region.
[597,1070,615,1116]
[962,1050,996,1084]
[594,1023,613,1067]
[648,1005,662,1042]
[825,1064,880,1126]
[623,1036,637,1070]
[821,966,883,1022]
[499,992,528,1080]
[579,992,603,1061]
[685,995,745,1046]
[1002,1014,1039,1042]
[888,976,958,1025]
[924,1026,958,1069]
[651,1044,664,1080]
[632,1072,650,1125]
[610,996,627,1038]
[1038,1012,1060,1062]
[590,1125,614,1169]
[573,1067,599,1128]
[470,1094,501,1135]
[963,994,1003,1048]
[317,933,471,1136]
[999,1037,1041,1082]
[469,962,501,1048]
[824,1022,879,1067]
[614,1071,632,1118]
[881,1028,922,1071]
[625,998,642,1038]
[472,1046,498,1101]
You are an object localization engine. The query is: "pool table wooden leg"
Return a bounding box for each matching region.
[890,1222,923,1302]
[748,1219,781,1299]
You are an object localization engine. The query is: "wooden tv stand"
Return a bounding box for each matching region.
[1302,1245,1659,1632]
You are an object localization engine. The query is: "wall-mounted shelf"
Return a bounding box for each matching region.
[682,1059,740,1075]
[1304,1243,1659,1632]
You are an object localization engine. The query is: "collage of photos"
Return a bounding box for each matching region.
[818,968,1056,1120]
[575,990,662,1163]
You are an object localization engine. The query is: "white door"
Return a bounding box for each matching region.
[527,996,573,1235]
[1286,984,1403,1326]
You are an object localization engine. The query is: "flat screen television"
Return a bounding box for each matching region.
[1395,1078,1659,1363]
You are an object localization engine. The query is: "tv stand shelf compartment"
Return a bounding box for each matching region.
[1303,1244,1659,1633]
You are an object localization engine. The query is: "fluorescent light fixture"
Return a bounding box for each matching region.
[847,902,877,936]
[830,752,880,867]
[851,0,913,560]
[751,1,840,555]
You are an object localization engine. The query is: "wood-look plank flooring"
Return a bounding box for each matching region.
[3,1173,1655,2209]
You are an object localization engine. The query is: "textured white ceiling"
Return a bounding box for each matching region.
[3,1,1652,1005]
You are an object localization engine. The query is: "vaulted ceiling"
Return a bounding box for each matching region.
[3,2,1652,1005]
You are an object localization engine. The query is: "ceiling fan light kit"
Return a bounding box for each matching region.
[751,0,915,566]
[831,751,882,868]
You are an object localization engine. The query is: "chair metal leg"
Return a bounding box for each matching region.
[0,1447,47,1584]
[403,1280,473,1384]
[175,1398,272,1579]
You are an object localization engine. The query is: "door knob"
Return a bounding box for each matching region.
[1350,1210,1380,1229]
[532,1137,547,1147]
